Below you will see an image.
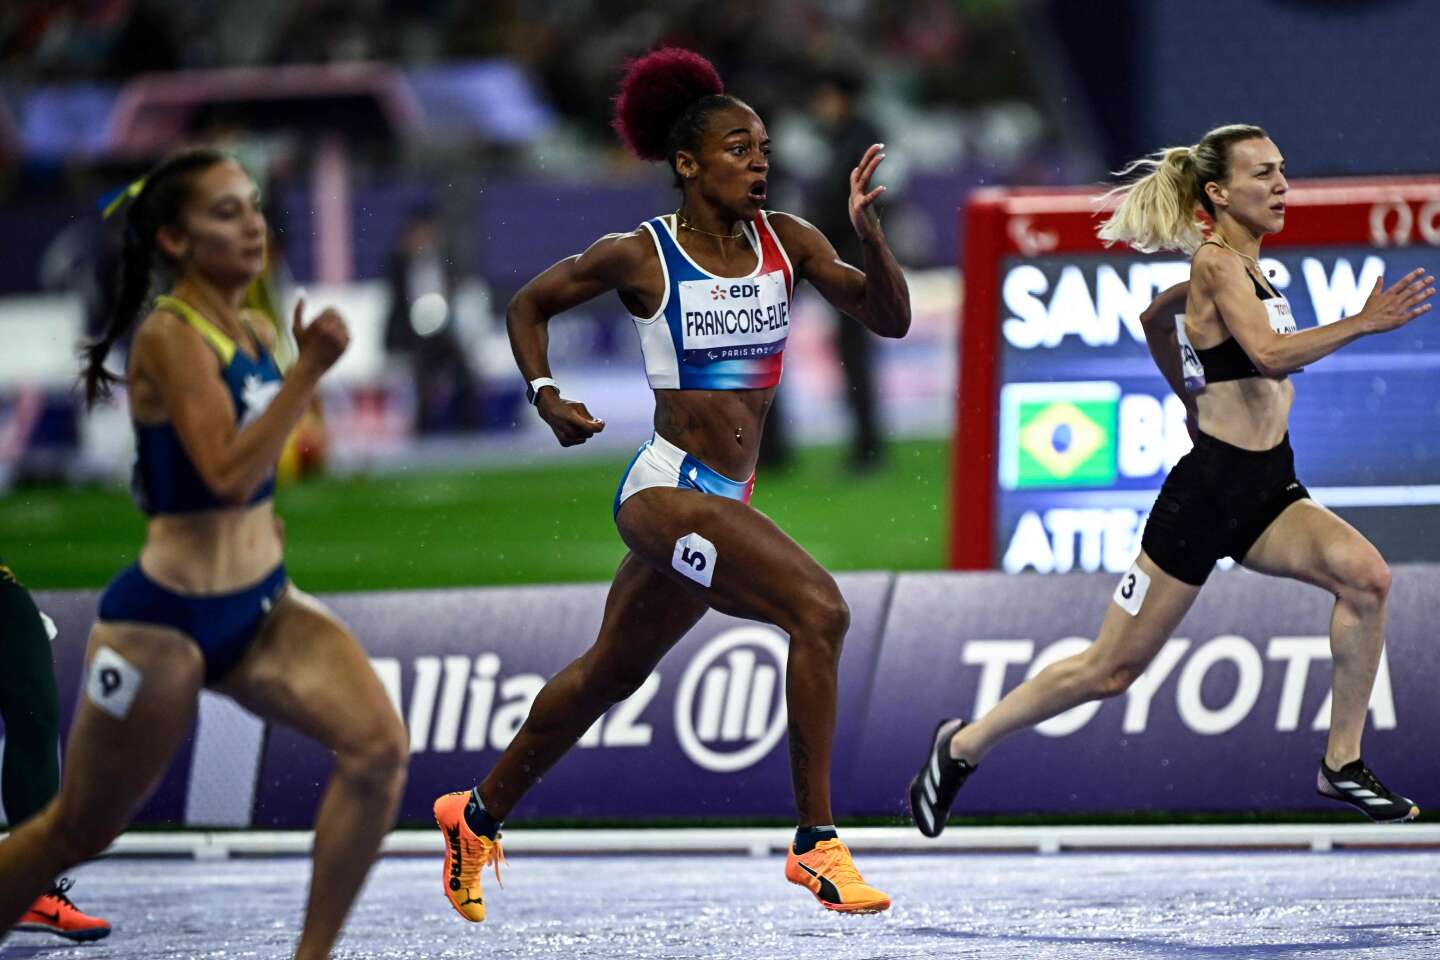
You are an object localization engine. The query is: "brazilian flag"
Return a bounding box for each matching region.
[999,382,1119,489]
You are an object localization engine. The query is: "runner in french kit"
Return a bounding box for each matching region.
[909,123,1434,838]
[433,47,911,920]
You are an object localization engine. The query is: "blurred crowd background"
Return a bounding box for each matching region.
[0,0,1434,550]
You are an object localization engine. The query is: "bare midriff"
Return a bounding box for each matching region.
[139,499,283,593]
[1193,375,1294,450]
[652,387,776,480]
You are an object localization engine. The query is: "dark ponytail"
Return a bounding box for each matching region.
[82,146,230,408]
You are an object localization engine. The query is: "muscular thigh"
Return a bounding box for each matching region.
[1241,499,1381,592]
[616,487,838,629]
[1087,551,1202,674]
[55,623,203,823]
[589,552,708,663]
[213,586,401,753]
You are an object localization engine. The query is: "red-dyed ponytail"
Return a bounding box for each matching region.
[612,47,739,175]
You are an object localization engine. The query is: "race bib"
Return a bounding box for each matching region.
[1175,314,1206,392]
[87,646,143,720]
[1262,295,1303,373]
[1113,562,1152,617]
[672,532,717,588]
[1262,296,1296,335]
[677,271,789,365]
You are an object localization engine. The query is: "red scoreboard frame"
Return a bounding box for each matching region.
[949,176,1440,570]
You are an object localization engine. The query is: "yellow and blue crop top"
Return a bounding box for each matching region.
[132,295,283,515]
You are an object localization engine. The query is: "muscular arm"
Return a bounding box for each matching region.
[508,230,654,443]
[507,231,652,389]
[1195,249,1433,377]
[769,212,911,338]
[136,312,325,504]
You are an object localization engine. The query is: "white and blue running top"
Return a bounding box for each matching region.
[631,212,795,391]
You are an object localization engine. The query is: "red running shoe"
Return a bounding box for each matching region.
[15,878,111,941]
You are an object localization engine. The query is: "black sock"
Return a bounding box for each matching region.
[463,787,501,840]
[793,824,838,854]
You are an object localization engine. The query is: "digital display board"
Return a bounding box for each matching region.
[950,179,1440,573]
[995,248,1440,574]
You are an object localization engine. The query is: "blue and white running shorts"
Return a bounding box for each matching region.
[613,432,755,518]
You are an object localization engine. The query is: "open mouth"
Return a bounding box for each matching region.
[1270,202,1286,215]
[748,180,768,203]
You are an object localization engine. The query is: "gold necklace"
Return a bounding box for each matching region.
[676,211,743,241]
[1210,231,1273,278]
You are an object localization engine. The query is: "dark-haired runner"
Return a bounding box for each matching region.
[434,47,910,919]
[0,148,408,959]
[910,124,1433,838]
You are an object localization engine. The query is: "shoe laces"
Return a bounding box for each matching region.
[812,842,863,887]
[459,834,506,891]
[1347,760,1389,797]
[48,877,77,910]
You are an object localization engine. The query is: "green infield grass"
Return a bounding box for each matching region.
[0,439,950,591]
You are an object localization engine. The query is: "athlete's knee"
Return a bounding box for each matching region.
[1336,551,1391,610]
[1077,655,1143,700]
[785,582,849,651]
[582,656,654,706]
[336,715,409,797]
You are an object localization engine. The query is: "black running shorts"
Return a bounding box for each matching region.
[1140,430,1310,586]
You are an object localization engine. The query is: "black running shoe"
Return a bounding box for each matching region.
[908,718,976,838]
[1316,758,1419,823]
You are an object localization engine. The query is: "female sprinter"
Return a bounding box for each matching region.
[909,124,1434,836]
[434,48,910,919]
[0,148,409,959]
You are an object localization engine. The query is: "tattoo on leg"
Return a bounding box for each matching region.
[789,724,811,812]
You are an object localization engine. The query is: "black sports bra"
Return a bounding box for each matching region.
[1178,242,1299,391]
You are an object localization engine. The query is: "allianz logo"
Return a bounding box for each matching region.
[963,635,1396,737]
[371,626,789,772]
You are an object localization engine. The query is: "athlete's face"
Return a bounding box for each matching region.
[159,160,267,288]
[1206,137,1287,235]
[683,103,770,218]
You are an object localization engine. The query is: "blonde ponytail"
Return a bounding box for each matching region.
[1096,123,1270,255]
[1096,146,1204,254]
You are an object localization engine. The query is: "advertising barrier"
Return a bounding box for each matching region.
[17,565,1438,828]
[856,566,1438,814]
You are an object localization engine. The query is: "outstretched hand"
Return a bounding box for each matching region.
[1360,267,1435,334]
[537,391,605,447]
[848,143,888,243]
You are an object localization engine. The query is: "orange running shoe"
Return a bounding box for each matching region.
[784,838,891,914]
[15,878,111,942]
[433,791,505,922]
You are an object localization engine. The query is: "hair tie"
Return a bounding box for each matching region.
[99,176,147,220]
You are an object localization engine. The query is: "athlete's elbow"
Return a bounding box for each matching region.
[1251,346,1287,379]
[505,290,548,338]
[874,306,911,338]
[1138,305,1165,331]
[504,293,529,329]
[207,468,258,505]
